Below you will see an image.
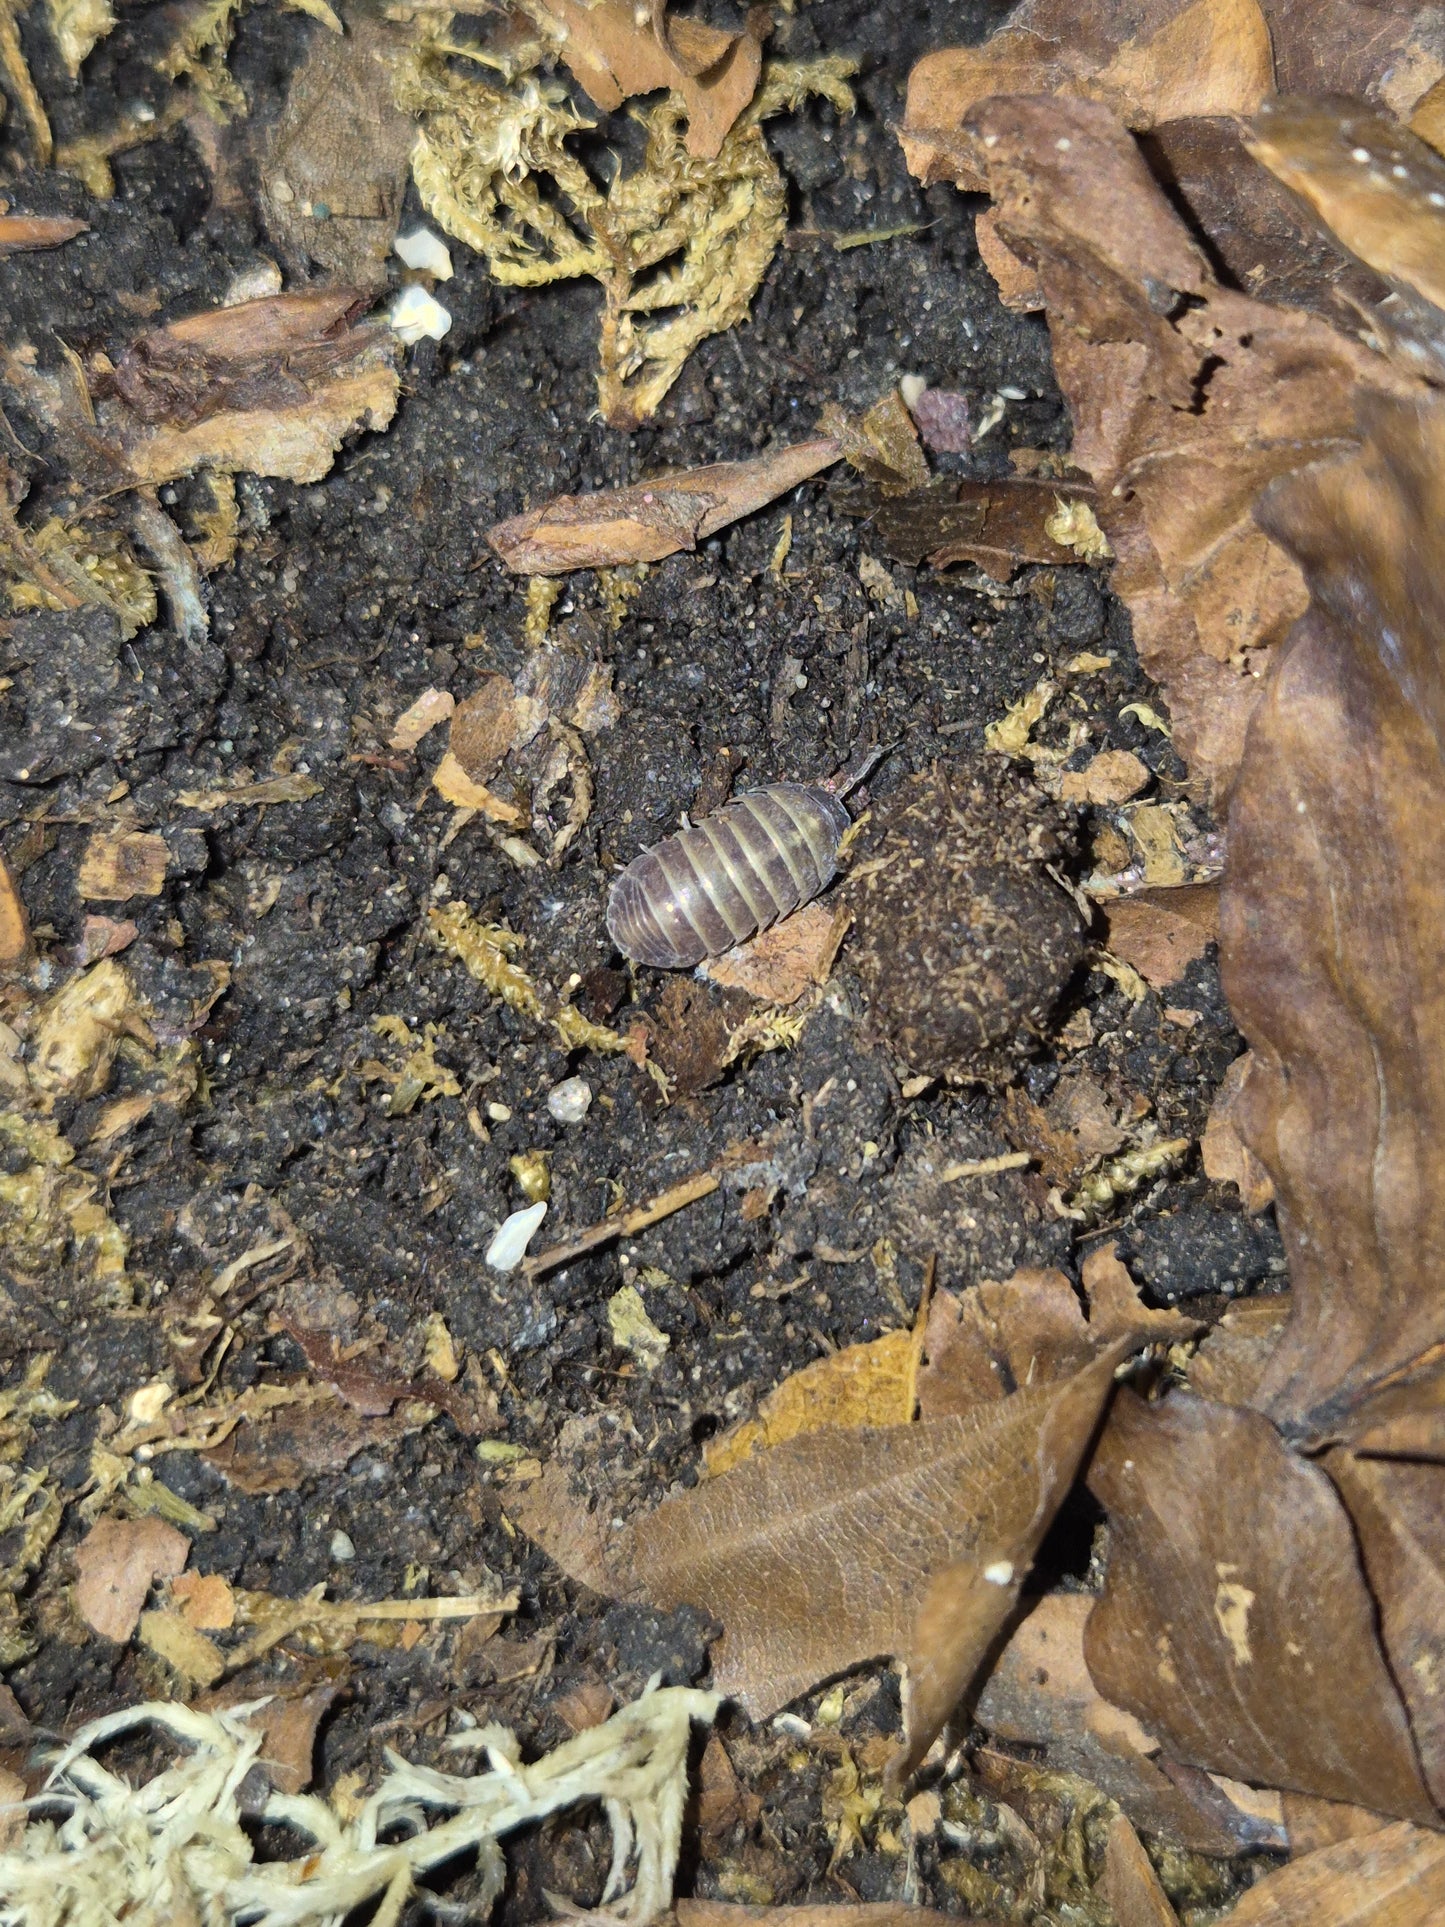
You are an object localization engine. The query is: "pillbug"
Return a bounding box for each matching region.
[608,781,856,970]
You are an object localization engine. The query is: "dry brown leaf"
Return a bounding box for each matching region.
[1058,749,1151,805]
[1000,1078,1126,1188]
[1103,884,1219,990]
[901,0,1273,192]
[244,1684,341,1795]
[836,475,1095,578]
[389,687,454,753]
[261,11,415,292]
[137,1607,225,1686]
[73,1515,189,1643]
[530,0,768,161]
[1325,1452,1445,1809]
[975,1593,1283,1854]
[448,675,520,783]
[1264,1,1430,103]
[1185,1295,1291,1405]
[701,902,849,1006]
[0,851,30,967]
[1084,1389,1437,1823]
[0,214,87,253]
[77,829,169,901]
[171,1570,236,1631]
[1218,1820,1445,1926]
[1282,1791,1396,1856]
[487,439,840,575]
[431,751,527,825]
[1200,1052,1276,1213]
[1101,1812,1179,1927]
[633,1344,1127,1774]
[1246,101,1445,320]
[702,1326,920,1480]
[1220,398,1445,1440]
[933,94,1426,798]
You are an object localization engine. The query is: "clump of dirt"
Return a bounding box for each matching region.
[846,763,1084,1078]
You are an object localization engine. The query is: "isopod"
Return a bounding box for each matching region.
[607,783,853,969]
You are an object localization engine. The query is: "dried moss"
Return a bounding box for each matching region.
[398,37,855,424]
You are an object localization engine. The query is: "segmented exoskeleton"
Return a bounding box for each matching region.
[606,783,852,968]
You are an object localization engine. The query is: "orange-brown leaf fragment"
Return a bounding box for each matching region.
[1221,399,1445,1438]
[1101,1812,1180,1927]
[702,1326,920,1480]
[701,902,849,1007]
[1058,749,1151,805]
[488,439,840,575]
[0,851,31,967]
[171,1570,237,1631]
[0,214,87,254]
[1246,100,1445,316]
[1084,1390,1437,1823]
[975,1593,1282,1855]
[1200,1052,1276,1214]
[1325,1451,1445,1809]
[534,0,767,161]
[74,1515,189,1643]
[448,674,519,783]
[1218,1820,1445,1926]
[1103,884,1219,990]
[901,0,1272,192]
[77,830,169,901]
[678,1909,964,1927]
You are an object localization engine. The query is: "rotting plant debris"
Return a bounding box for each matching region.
[398,25,855,425]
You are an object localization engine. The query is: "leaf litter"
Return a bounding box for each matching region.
[6,0,1445,1919]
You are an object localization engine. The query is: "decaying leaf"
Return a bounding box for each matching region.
[1101,1812,1182,1927]
[401,38,854,425]
[975,1593,1284,1854]
[262,11,416,292]
[1246,99,1445,319]
[901,0,1275,192]
[1218,1820,1445,1925]
[678,1910,963,1927]
[1325,1451,1445,1807]
[834,474,1097,579]
[701,902,849,1007]
[524,0,769,161]
[1200,1053,1276,1214]
[1219,398,1445,1449]
[73,1514,189,1643]
[525,1256,1185,1778]
[76,830,169,902]
[488,439,840,575]
[1102,884,1218,990]
[1084,1390,1438,1823]
[201,1386,438,1496]
[917,94,1426,798]
[999,1079,1127,1189]
[1058,749,1150,806]
[447,674,517,778]
[702,1327,921,1480]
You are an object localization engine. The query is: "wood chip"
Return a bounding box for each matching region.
[77,829,170,901]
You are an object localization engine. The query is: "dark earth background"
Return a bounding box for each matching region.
[0,0,1285,1917]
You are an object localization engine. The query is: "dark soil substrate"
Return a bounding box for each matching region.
[0,1,1284,1918]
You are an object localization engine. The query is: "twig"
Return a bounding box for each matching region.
[524,1172,720,1276]
[938,1151,1032,1182]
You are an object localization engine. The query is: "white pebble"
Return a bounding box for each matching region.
[983,1559,1015,1586]
[547,1076,594,1124]
[486,1199,547,1272]
[394,226,454,279]
[389,283,452,344]
[330,1529,356,1562]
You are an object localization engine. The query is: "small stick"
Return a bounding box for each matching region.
[938,1151,1032,1182]
[524,1171,721,1276]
